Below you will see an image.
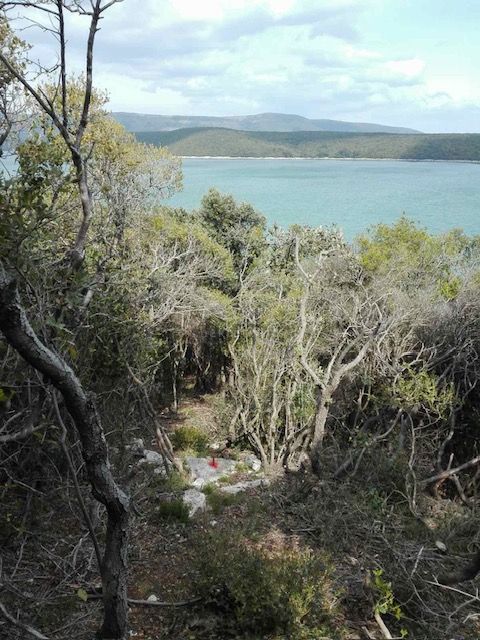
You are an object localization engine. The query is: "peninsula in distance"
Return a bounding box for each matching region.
[113,112,480,161]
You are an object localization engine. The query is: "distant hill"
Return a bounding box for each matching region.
[113,111,419,134]
[135,128,480,161]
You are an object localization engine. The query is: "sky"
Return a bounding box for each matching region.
[15,0,480,132]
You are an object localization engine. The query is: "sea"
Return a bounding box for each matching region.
[168,158,480,240]
[3,155,479,241]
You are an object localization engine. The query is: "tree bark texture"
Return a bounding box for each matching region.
[0,267,130,639]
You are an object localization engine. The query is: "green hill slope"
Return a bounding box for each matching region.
[114,111,419,134]
[136,128,480,161]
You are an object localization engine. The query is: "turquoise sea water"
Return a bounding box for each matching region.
[168,158,480,240]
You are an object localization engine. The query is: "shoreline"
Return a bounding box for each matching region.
[180,156,480,164]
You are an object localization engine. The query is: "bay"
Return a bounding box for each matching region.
[168,158,480,240]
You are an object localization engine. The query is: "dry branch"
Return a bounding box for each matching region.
[0,601,49,640]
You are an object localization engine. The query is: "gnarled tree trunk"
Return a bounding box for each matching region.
[0,267,130,639]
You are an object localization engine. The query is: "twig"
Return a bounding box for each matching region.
[374,610,393,639]
[421,455,480,487]
[410,545,424,578]
[86,593,202,607]
[52,393,103,571]
[0,601,49,640]
[0,423,44,443]
[127,596,202,607]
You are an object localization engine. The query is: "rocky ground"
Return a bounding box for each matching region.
[2,394,479,640]
[120,396,402,640]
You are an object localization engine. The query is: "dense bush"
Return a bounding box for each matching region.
[194,530,345,638]
[170,425,210,455]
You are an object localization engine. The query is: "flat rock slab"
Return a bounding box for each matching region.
[185,456,239,488]
[183,489,207,517]
[219,479,270,495]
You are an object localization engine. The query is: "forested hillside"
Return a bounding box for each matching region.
[137,127,480,160]
[113,111,419,134]
[3,5,480,640]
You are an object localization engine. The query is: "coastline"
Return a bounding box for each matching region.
[180,156,480,164]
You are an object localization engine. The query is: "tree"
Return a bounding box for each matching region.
[0,13,28,155]
[197,188,267,285]
[0,0,124,268]
[0,3,132,638]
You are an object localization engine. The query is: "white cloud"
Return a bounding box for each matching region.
[8,0,479,131]
[384,58,425,79]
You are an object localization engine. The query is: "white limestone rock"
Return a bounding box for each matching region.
[242,453,262,473]
[142,450,164,465]
[185,456,238,489]
[219,479,269,495]
[183,488,207,517]
[138,449,171,476]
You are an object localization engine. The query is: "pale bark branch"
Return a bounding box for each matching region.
[0,601,49,640]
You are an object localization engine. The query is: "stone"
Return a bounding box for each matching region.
[147,594,158,602]
[131,438,145,455]
[242,453,262,472]
[153,465,168,476]
[183,488,207,517]
[219,479,269,495]
[138,449,171,476]
[185,456,238,489]
[142,450,164,465]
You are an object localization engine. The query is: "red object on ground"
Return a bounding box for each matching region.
[208,457,219,468]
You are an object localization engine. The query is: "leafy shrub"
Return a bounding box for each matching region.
[152,498,189,524]
[193,529,344,638]
[170,425,209,454]
[372,569,408,638]
[143,467,189,501]
[162,470,190,493]
[203,485,244,514]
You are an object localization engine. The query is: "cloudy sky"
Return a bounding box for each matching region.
[22,0,480,132]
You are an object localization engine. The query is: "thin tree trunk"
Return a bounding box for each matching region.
[0,267,130,639]
[310,386,331,474]
[70,151,94,268]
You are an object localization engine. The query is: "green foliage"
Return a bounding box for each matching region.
[439,275,461,300]
[137,128,480,161]
[194,530,343,638]
[392,368,455,417]
[204,486,244,514]
[162,470,190,493]
[143,468,190,504]
[372,569,408,637]
[197,188,267,281]
[358,217,432,274]
[170,425,209,455]
[152,499,190,524]
[358,217,479,298]
[0,387,13,404]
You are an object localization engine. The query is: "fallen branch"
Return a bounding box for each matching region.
[374,610,393,639]
[86,593,201,607]
[0,423,44,443]
[0,601,49,640]
[127,597,202,607]
[421,455,480,487]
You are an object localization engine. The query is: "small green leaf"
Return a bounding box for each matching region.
[76,588,88,602]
